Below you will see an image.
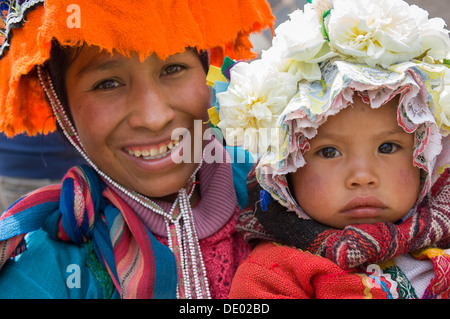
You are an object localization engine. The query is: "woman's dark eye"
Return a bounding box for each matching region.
[162,64,185,76]
[94,79,121,90]
[319,147,341,159]
[379,142,399,154]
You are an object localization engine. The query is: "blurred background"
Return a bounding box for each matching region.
[251,0,450,54]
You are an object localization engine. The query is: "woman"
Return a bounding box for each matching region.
[0,0,274,299]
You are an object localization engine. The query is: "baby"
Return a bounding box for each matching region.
[212,0,450,299]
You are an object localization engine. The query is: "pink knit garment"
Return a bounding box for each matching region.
[156,210,251,299]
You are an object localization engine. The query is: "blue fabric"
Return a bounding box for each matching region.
[148,228,178,299]
[226,146,254,209]
[259,189,273,211]
[0,132,85,179]
[0,202,58,240]
[210,81,229,114]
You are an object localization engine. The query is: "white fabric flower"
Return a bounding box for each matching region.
[437,66,450,134]
[262,5,336,81]
[420,14,450,61]
[327,0,450,68]
[217,60,298,155]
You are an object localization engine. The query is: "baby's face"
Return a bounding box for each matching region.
[290,96,421,229]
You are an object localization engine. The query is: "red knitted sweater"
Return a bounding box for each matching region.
[230,241,409,299]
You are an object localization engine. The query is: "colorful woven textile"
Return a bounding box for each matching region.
[412,247,450,298]
[0,165,177,299]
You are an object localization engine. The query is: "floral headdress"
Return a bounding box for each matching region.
[211,0,450,219]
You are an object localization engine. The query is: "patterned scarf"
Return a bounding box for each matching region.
[238,167,450,296]
[0,165,177,299]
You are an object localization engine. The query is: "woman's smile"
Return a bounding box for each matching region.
[124,138,181,160]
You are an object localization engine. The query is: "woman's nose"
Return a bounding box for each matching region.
[344,155,380,189]
[126,83,176,132]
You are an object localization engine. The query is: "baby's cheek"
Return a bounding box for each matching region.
[396,168,421,196]
[305,173,326,195]
[397,167,419,182]
[296,171,329,206]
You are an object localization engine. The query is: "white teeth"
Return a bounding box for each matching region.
[150,148,158,157]
[159,145,167,154]
[127,140,180,160]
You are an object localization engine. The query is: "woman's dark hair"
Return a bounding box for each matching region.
[44,39,82,126]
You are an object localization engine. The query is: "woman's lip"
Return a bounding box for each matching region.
[124,139,180,158]
[122,144,178,172]
[119,137,179,171]
[340,196,387,218]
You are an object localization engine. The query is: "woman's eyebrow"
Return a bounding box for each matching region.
[76,59,125,77]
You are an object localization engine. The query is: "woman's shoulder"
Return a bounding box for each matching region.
[0,229,118,299]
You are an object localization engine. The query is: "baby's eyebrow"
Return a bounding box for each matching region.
[315,127,408,141]
[373,127,409,138]
[313,131,345,140]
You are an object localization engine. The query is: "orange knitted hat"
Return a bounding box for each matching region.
[0,0,274,137]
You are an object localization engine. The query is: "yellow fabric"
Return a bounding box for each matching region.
[206,65,227,87]
[208,107,220,127]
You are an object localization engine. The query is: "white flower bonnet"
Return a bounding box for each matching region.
[214,0,450,219]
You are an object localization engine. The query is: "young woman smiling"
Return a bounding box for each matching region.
[0,0,274,299]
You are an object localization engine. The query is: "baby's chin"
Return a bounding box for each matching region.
[323,215,407,230]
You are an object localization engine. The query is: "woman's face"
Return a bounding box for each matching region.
[65,47,211,199]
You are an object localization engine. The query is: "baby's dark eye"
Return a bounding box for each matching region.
[319,147,341,159]
[378,142,399,154]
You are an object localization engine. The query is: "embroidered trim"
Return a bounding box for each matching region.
[378,261,418,299]
[357,274,373,299]
[85,240,115,299]
[366,264,399,299]
[0,0,44,58]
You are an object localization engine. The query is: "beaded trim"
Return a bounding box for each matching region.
[37,65,211,299]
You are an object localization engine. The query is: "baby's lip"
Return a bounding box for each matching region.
[340,196,387,217]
